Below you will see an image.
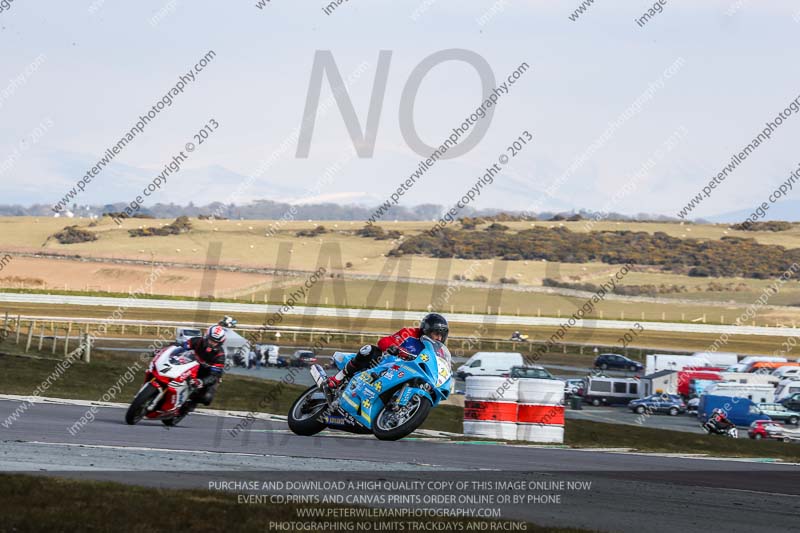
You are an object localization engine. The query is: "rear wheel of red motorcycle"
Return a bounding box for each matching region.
[288,386,328,436]
[125,383,160,425]
[373,395,432,441]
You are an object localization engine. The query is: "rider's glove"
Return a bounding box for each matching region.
[189,378,203,389]
[385,345,400,356]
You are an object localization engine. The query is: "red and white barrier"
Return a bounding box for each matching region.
[463,376,518,440]
[463,376,565,443]
[516,378,564,444]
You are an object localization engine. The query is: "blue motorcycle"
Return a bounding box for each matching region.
[287,336,454,441]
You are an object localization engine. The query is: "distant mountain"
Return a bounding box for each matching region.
[0,201,682,223]
[703,200,800,224]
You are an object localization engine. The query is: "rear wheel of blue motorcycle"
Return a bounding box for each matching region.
[125,383,160,425]
[373,396,432,441]
[288,386,328,436]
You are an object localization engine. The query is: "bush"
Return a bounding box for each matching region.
[296,225,327,237]
[460,218,483,230]
[52,226,98,244]
[486,223,509,232]
[730,221,792,232]
[499,277,518,284]
[688,267,711,277]
[390,226,800,280]
[356,225,385,238]
[128,216,193,238]
[472,275,488,282]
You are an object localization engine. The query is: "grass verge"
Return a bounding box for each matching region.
[0,474,589,533]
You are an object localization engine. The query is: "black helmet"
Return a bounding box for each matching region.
[420,313,449,343]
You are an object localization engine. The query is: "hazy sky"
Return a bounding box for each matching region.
[1,0,799,220]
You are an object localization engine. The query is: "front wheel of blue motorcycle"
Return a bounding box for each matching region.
[288,386,329,436]
[373,395,432,441]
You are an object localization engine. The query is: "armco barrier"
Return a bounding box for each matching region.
[463,376,564,443]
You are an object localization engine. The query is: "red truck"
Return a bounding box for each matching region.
[677,368,723,397]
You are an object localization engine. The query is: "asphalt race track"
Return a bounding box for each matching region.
[1,399,798,532]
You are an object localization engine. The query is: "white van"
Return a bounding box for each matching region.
[773,366,800,379]
[456,352,523,378]
[582,377,640,406]
[776,378,800,401]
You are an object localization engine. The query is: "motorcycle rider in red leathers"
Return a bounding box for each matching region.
[327,313,449,389]
[177,325,227,414]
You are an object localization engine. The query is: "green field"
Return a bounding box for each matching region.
[4,216,800,328]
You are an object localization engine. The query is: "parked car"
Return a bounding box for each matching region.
[582,377,640,406]
[455,352,523,379]
[628,394,686,416]
[757,403,800,425]
[748,420,791,441]
[564,378,584,398]
[290,350,318,367]
[594,353,643,372]
[779,392,800,411]
[507,365,555,379]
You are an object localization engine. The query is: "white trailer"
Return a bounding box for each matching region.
[645,354,718,376]
[704,382,775,403]
[719,372,779,387]
[690,352,739,368]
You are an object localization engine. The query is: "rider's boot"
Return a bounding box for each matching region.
[179,400,196,417]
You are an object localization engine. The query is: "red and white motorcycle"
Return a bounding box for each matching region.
[125,346,200,427]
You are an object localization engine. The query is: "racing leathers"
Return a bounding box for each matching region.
[179,336,225,406]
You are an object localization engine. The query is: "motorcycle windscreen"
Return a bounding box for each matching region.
[421,337,452,387]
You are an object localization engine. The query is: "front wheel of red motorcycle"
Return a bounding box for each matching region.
[125,383,160,425]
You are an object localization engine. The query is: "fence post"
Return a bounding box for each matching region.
[84,333,91,363]
[15,315,21,344]
[64,323,72,356]
[25,320,35,353]
[38,323,45,351]
[52,329,58,354]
